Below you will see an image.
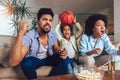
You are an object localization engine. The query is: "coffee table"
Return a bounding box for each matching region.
[102,70,120,80]
[38,70,120,80]
[38,74,75,80]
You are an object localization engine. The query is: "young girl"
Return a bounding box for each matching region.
[55,17,83,73]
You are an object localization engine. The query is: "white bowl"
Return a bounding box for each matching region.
[73,65,104,80]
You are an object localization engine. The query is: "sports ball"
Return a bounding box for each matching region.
[60,10,75,25]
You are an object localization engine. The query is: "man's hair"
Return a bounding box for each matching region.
[37,8,54,20]
[84,14,108,36]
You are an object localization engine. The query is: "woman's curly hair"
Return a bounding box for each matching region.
[85,14,108,36]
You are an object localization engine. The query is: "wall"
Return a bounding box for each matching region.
[52,14,59,28]
[114,0,120,42]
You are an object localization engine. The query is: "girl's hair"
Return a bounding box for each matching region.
[60,24,72,35]
[85,14,108,36]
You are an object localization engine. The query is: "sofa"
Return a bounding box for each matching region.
[0,36,120,80]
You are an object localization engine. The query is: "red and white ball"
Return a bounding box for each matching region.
[60,10,75,25]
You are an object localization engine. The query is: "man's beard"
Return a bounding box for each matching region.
[41,29,50,33]
[40,23,51,33]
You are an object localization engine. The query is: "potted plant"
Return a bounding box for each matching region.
[0,0,32,35]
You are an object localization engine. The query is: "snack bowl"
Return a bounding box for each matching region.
[73,65,104,80]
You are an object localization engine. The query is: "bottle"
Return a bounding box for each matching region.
[108,60,115,74]
[108,60,112,73]
[108,50,116,74]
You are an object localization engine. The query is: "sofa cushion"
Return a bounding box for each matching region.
[0,48,10,68]
[0,66,25,78]
[37,66,52,76]
[0,65,52,78]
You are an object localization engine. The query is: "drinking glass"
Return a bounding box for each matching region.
[108,50,117,74]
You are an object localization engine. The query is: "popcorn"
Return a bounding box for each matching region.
[75,70,103,80]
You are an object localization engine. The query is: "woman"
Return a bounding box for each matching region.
[78,14,120,66]
[55,17,83,73]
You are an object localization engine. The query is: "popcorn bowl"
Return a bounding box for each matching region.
[73,65,104,80]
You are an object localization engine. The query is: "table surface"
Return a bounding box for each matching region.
[103,70,120,80]
[38,74,75,80]
[38,70,120,80]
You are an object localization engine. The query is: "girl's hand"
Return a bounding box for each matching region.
[73,16,77,23]
[58,20,61,25]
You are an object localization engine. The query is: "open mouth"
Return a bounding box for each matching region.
[101,31,104,33]
[65,33,70,35]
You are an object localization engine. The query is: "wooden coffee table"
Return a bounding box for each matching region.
[38,74,75,80]
[38,70,120,80]
[102,70,120,80]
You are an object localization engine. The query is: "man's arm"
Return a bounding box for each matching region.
[10,21,29,66]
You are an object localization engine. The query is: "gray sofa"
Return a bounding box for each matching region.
[0,36,120,80]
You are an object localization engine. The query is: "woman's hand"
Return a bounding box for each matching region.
[86,48,102,55]
[94,48,102,54]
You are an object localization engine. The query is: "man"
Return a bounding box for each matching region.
[10,8,70,80]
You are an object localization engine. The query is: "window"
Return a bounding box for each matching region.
[0,5,14,36]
